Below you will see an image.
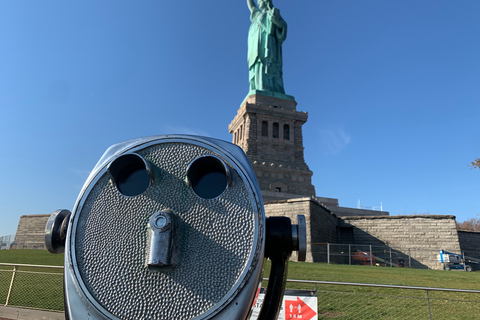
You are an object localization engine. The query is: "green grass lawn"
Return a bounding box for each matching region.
[283,261,480,290]
[0,249,63,266]
[1,250,480,318]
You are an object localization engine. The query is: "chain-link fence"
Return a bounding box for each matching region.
[311,243,447,269]
[285,279,480,320]
[0,263,64,311]
[2,262,480,319]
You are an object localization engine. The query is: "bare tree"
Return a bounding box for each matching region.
[469,158,480,170]
[457,217,480,231]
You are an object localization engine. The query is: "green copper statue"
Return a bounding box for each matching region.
[247,0,287,95]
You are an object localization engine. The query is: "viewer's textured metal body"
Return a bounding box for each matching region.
[65,135,265,320]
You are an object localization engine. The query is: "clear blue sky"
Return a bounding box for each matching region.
[1,0,479,236]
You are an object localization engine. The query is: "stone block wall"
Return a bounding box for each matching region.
[264,198,337,262]
[339,215,461,270]
[458,230,480,258]
[11,214,50,249]
[332,206,389,217]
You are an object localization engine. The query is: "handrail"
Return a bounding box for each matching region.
[0,263,64,269]
[280,278,480,294]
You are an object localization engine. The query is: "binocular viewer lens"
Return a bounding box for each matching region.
[107,152,231,200]
[186,156,231,199]
[107,153,153,197]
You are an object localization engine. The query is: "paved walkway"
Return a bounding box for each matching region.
[0,306,64,320]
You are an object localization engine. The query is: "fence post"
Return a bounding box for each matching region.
[327,243,330,264]
[348,244,351,265]
[426,289,432,320]
[389,248,392,267]
[384,250,387,269]
[408,248,412,268]
[370,245,373,266]
[5,265,17,306]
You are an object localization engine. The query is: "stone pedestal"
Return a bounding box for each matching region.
[229,94,316,202]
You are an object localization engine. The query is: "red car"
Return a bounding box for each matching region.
[352,251,375,265]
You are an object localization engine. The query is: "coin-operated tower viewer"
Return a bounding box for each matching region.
[46,135,306,320]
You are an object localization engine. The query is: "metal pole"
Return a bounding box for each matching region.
[349,244,351,266]
[370,245,373,266]
[390,248,392,268]
[426,290,432,320]
[327,243,330,264]
[409,248,412,268]
[5,265,17,306]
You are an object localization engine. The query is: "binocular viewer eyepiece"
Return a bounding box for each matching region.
[45,135,306,320]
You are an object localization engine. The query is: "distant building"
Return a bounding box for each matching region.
[0,235,14,250]
[11,214,50,249]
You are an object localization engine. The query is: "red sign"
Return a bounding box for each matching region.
[284,297,317,320]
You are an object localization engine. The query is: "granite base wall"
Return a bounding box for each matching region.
[339,215,461,270]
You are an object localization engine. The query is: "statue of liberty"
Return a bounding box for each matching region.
[246,0,287,95]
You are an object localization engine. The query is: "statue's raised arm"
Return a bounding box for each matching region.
[246,0,287,95]
[246,0,257,13]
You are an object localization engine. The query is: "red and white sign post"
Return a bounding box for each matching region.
[284,296,317,320]
[250,289,318,320]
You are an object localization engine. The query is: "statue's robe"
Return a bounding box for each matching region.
[248,7,287,94]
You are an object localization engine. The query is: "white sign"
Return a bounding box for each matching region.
[250,289,318,320]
